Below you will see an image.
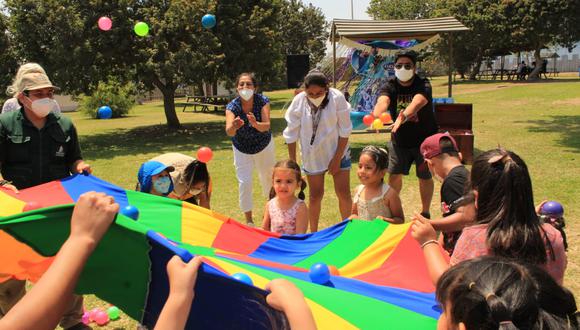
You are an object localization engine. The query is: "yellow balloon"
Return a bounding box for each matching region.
[372,118,383,129]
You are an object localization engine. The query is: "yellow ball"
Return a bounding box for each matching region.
[372,118,383,129]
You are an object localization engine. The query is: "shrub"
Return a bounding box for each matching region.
[79,79,136,118]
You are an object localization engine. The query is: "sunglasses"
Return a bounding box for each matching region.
[394,63,413,70]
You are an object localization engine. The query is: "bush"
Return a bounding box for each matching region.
[79,79,136,118]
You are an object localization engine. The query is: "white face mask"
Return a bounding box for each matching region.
[239,89,254,101]
[395,67,414,82]
[308,95,325,107]
[30,98,59,118]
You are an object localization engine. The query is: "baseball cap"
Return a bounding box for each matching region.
[420,133,459,159]
[137,161,175,193]
[394,50,418,65]
[19,72,59,92]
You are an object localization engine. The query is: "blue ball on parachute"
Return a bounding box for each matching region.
[121,205,140,220]
[97,106,113,119]
[232,273,253,285]
[309,263,330,284]
[201,14,216,29]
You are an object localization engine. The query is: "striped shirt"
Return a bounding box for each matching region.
[283,88,352,173]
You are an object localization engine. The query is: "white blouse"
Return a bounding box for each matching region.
[283,88,352,173]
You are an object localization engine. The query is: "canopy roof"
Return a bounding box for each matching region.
[331,17,469,41]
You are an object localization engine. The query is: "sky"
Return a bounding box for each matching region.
[306,0,372,20]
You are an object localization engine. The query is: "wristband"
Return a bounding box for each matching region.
[421,239,439,249]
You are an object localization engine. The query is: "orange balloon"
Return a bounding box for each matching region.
[363,114,374,126]
[197,147,213,163]
[380,112,392,124]
[328,265,340,276]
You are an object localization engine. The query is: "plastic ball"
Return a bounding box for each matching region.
[134,22,149,37]
[328,265,340,276]
[81,311,91,325]
[97,17,112,31]
[94,311,109,326]
[89,308,101,322]
[362,114,374,126]
[107,306,120,320]
[309,263,330,284]
[201,14,217,29]
[23,201,43,212]
[540,201,564,217]
[197,147,213,163]
[97,106,112,119]
[380,112,392,124]
[232,273,253,285]
[372,118,384,130]
[120,205,140,221]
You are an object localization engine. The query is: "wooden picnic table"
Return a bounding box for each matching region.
[181,95,231,112]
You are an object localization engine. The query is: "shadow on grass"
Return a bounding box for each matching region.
[80,117,289,159]
[516,115,580,153]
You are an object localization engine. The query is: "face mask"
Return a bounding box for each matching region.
[308,95,325,107]
[239,89,254,101]
[30,98,58,118]
[395,67,414,82]
[153,176,172,194]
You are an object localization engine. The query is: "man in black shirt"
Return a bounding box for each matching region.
[373,50,438,218]
[418,133,473,254]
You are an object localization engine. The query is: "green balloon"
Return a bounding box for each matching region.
[107,306,120,320]
[134,22,149,37]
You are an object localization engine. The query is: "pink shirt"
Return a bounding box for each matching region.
[267,198,304,235]
[451,223,567,284]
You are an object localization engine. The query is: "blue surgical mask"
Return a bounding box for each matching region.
[153,176,172,194]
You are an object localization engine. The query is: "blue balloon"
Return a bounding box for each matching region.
[540,201,564,217]
[232,273,253,285]
[121,205,139,220]
[309,263,330,284]
[98,106,113,119]
[201,14,216,29]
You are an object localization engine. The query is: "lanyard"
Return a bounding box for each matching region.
[309,105,322,145]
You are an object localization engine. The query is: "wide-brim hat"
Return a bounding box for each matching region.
[20,72,59,92]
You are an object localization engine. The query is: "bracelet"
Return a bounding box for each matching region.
[421,239,439,249]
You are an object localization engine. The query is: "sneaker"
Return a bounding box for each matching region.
[420,212,431,219]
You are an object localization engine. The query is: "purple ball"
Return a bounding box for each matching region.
[540,201,564,217]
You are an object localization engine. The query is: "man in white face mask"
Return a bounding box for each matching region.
[372,50,438,219]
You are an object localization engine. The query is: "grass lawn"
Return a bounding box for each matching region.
[66,74,579,328]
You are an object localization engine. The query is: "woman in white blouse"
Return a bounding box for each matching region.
[283,70,353,232]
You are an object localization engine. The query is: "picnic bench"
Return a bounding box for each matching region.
[181,95,230,113]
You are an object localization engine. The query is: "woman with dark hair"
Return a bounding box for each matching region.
[283,70,353,232]
[150,153,212,208]
[436,256,578,330]
[412,148,567,284]
[225,73,275,226]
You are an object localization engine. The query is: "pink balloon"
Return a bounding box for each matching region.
[197,147,213,163]
[89,308,101,321]
[98,17,112,31]
[81,312,91,325]
[94,311,109,326]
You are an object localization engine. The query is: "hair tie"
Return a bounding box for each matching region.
[485,293,497,301]
[499,320,514,325]
[468,282,476,290]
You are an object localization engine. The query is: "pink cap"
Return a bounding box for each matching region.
[420,133,459,159]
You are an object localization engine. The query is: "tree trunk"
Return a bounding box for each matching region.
[468,57,483,80]
[527,48,543,80]
[153,76,181,128]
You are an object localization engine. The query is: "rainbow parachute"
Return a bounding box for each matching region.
[0,175,441,329]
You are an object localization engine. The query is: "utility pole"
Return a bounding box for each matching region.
[351,0,354,19]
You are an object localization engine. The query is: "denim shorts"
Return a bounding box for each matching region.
[302,153,352,176]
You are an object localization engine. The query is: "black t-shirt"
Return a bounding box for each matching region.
[440,165,470,254]
[379,76,438,148]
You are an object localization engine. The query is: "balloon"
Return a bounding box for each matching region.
[23,201,42,212]
[362,114,374,126]
[309,263,330,284]
[380,112,392,124]
[107,306,120,320]
[540,201,564,217]
[328,265,340,276]
[120,205,139,221]
[81,312,91,325]
[97,106,112,119]
[201,14,216,29]
[134,22,149,37]
[97,17,112,31]
[197,147,213,163]
[232,273,253,285]
[89,308,101,322]
[372,118,384,130]
[94,311,109,326]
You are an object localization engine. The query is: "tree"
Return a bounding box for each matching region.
[504,0,580,80]
[0,11,18,102]
[279,0,329,66]
[5,0,284,128]
[367,0,438,20]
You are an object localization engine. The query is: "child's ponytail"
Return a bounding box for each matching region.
[298,178,307,200]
